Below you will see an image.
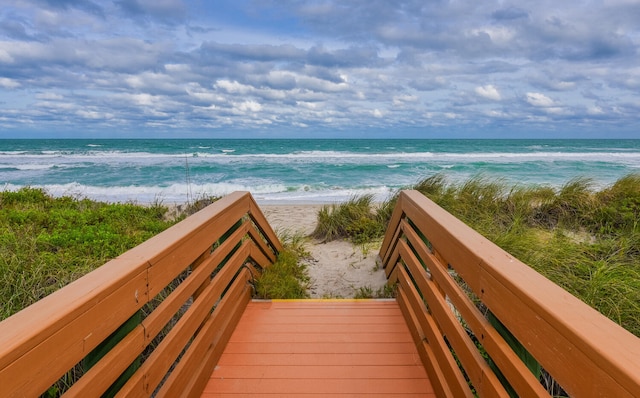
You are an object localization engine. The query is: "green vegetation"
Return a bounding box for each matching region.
[0,187,178,320]
[313,194,386,244]
[254,231,310,299]
[354,283,397,299]
[316,174,640,337]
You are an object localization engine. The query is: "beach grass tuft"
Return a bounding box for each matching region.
[254,231,310,299]
[313,194,385,244]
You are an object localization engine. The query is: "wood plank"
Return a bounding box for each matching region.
[217,353,425,367]
[205,394,430,398]
[247,223,277,263]
[0,255,147,370]
[222,341,419,354]
[179,280,253,398]
[146,193,251,298]
[248,196,283,253]
[120,244,252,395]
[227,331,412,343]
[205,378,433,395]
[379,193,405,263]
[396,272,472,398]
[229,321,412,334]
[142,222,249,343]
[397,287,456,398]
[211,365,428,379]
[204,300,433,396]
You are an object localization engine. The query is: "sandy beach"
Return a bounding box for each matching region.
[260,204,388,298]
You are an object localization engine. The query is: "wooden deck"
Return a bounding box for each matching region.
[202,300,435,397]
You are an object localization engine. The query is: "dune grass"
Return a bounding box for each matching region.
[313,194,386,244]
[0,187,179,321]
[254,230,310,299]
[316,173,640,337]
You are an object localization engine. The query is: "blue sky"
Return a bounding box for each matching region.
[1,0,640,138]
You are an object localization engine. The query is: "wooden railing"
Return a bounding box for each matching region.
[380,190,640,398]
[0,192,282,397]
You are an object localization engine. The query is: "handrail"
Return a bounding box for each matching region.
[0,191,282,397]
[379,190,640,398]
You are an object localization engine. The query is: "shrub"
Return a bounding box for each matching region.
[0,188,177,320]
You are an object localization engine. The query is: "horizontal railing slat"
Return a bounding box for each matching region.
[63,324,146,397]
[396,270,471,398]
[248,199,283,254]
[247,222,277,263]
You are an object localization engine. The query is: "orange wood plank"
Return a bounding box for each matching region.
[205,395,428,398]
[221,341,419,354]
[228,331,412,343]
[229,322,411,334]
[211,365,428,379]
[217,353,424,366]
[203,300,434,397]
[205,378,432,394]
[205,395,427,398]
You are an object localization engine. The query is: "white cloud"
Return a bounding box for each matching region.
[588,106,605,115]
[35,92,63,100]
[475,85,502,101]
[526,92,555,107]
[215,80,251,94]
[0,78,20,89]
[236,100,262,113]
[392,94,419,105]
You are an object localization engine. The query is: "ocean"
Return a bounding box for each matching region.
[1,139,640,204]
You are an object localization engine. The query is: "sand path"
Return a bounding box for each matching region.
[261,204,388,298]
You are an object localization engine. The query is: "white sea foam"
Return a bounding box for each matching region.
[4,150,640,163]
[1,182,395,204]
[0,163,60,171]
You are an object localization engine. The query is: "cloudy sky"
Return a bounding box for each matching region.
[1,0,640,138]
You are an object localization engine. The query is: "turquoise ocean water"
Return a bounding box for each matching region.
[1,139,640,204]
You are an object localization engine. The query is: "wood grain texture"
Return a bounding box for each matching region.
[203,300,435,397]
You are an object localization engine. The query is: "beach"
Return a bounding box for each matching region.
[261,204,387,298]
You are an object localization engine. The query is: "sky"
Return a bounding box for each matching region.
[1,0,640,139]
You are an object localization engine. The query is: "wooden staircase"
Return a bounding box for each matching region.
[1,191,639,397]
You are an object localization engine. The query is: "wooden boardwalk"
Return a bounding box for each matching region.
[202,300,435,397]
